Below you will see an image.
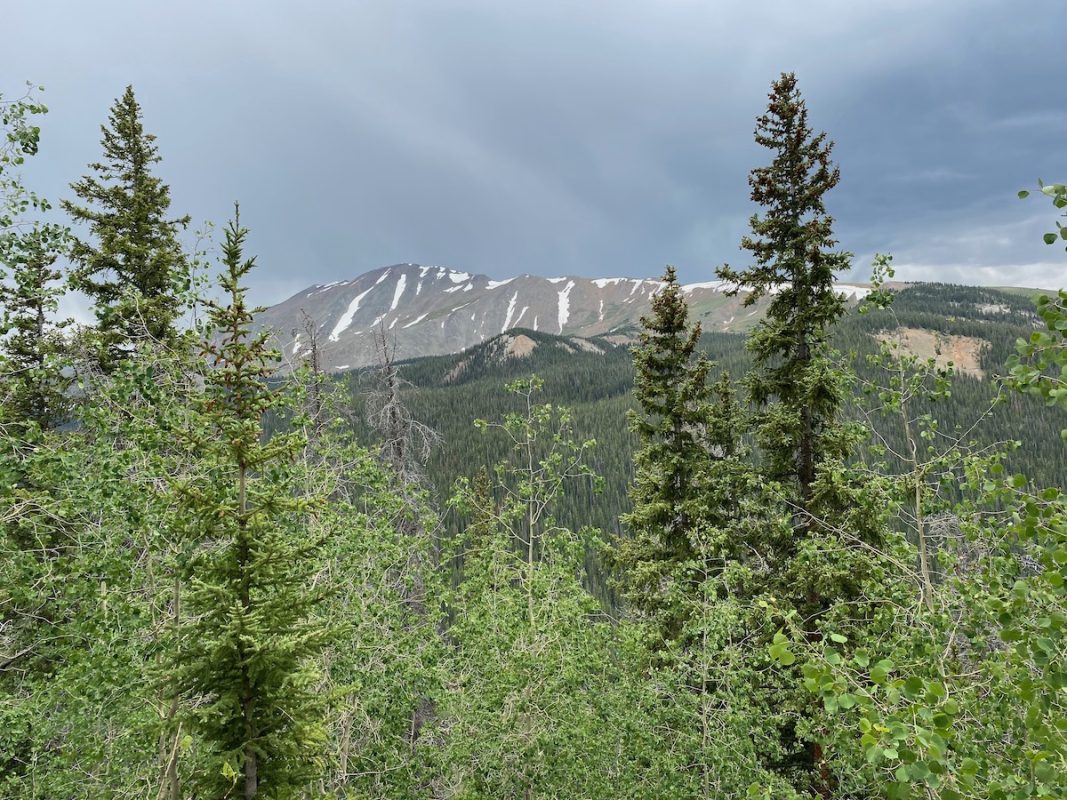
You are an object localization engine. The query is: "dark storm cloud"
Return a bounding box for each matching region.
[4,0,1065,313]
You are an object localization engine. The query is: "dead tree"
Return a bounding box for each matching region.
[365,324,438,488]
[291,310,327,436]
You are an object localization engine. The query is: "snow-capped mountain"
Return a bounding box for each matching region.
[253,263,872,372]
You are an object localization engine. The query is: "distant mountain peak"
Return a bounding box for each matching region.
[253,263,874,372]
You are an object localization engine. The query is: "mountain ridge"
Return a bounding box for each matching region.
[254,262,875,371]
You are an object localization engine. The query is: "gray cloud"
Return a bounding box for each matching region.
[3,0,1064,308]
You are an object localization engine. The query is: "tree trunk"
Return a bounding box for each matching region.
[238,463,258,798]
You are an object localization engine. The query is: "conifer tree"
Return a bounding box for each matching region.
[717,73,888,794]
[0,87,69,430]
[613,266,715,641]
[718,72,853,513]
[613,272,802,794]
[173,208,328,798]
[0,225,70,429]
[63,86,190,366]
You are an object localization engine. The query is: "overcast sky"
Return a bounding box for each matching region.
[5,0,1065,308]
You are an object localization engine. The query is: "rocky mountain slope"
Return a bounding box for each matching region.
[253,262,872,371]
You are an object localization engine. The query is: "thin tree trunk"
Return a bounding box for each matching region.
[527,418,536,627]
[899,364,935,612]
[157,577,182,800]
[238,463,258,798]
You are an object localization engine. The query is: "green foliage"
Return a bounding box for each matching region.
[63,85,191,367]
[1,340,206,798]
[787,192,1067,799]
[706,73,891,794]
[614,266,718,640]
[302,365,444,799]
[439,378,641,798]
[0,84,70,430]
[0,227,71,428]
[0,84,50,237]
[171,210,329,798]
[1010,182,1067,441]
[718,71,854,502]
[3,76,1066,800]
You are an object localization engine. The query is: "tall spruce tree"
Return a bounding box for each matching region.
[173,208,328,799]
[718,72,853,514]
[613,266,715,642]
[717,73,889,795]
[63,86,190,366]
[612,267,803,795]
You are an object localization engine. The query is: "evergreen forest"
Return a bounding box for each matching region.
[2,74,1066,799]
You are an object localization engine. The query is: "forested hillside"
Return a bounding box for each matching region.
[338,281,1066,542]
[3,76,1066,800]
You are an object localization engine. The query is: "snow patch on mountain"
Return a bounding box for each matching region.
[683,280,731,293]
[402,313,428,329]
[557,280,575,333]
[502,291,519,333]
[487,278,515,289]
[390,274,407,311]
[329,270,391,342]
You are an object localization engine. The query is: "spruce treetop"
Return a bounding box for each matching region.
[63,85,190,364]
[722,72,849,314]
[718,72,853,497]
